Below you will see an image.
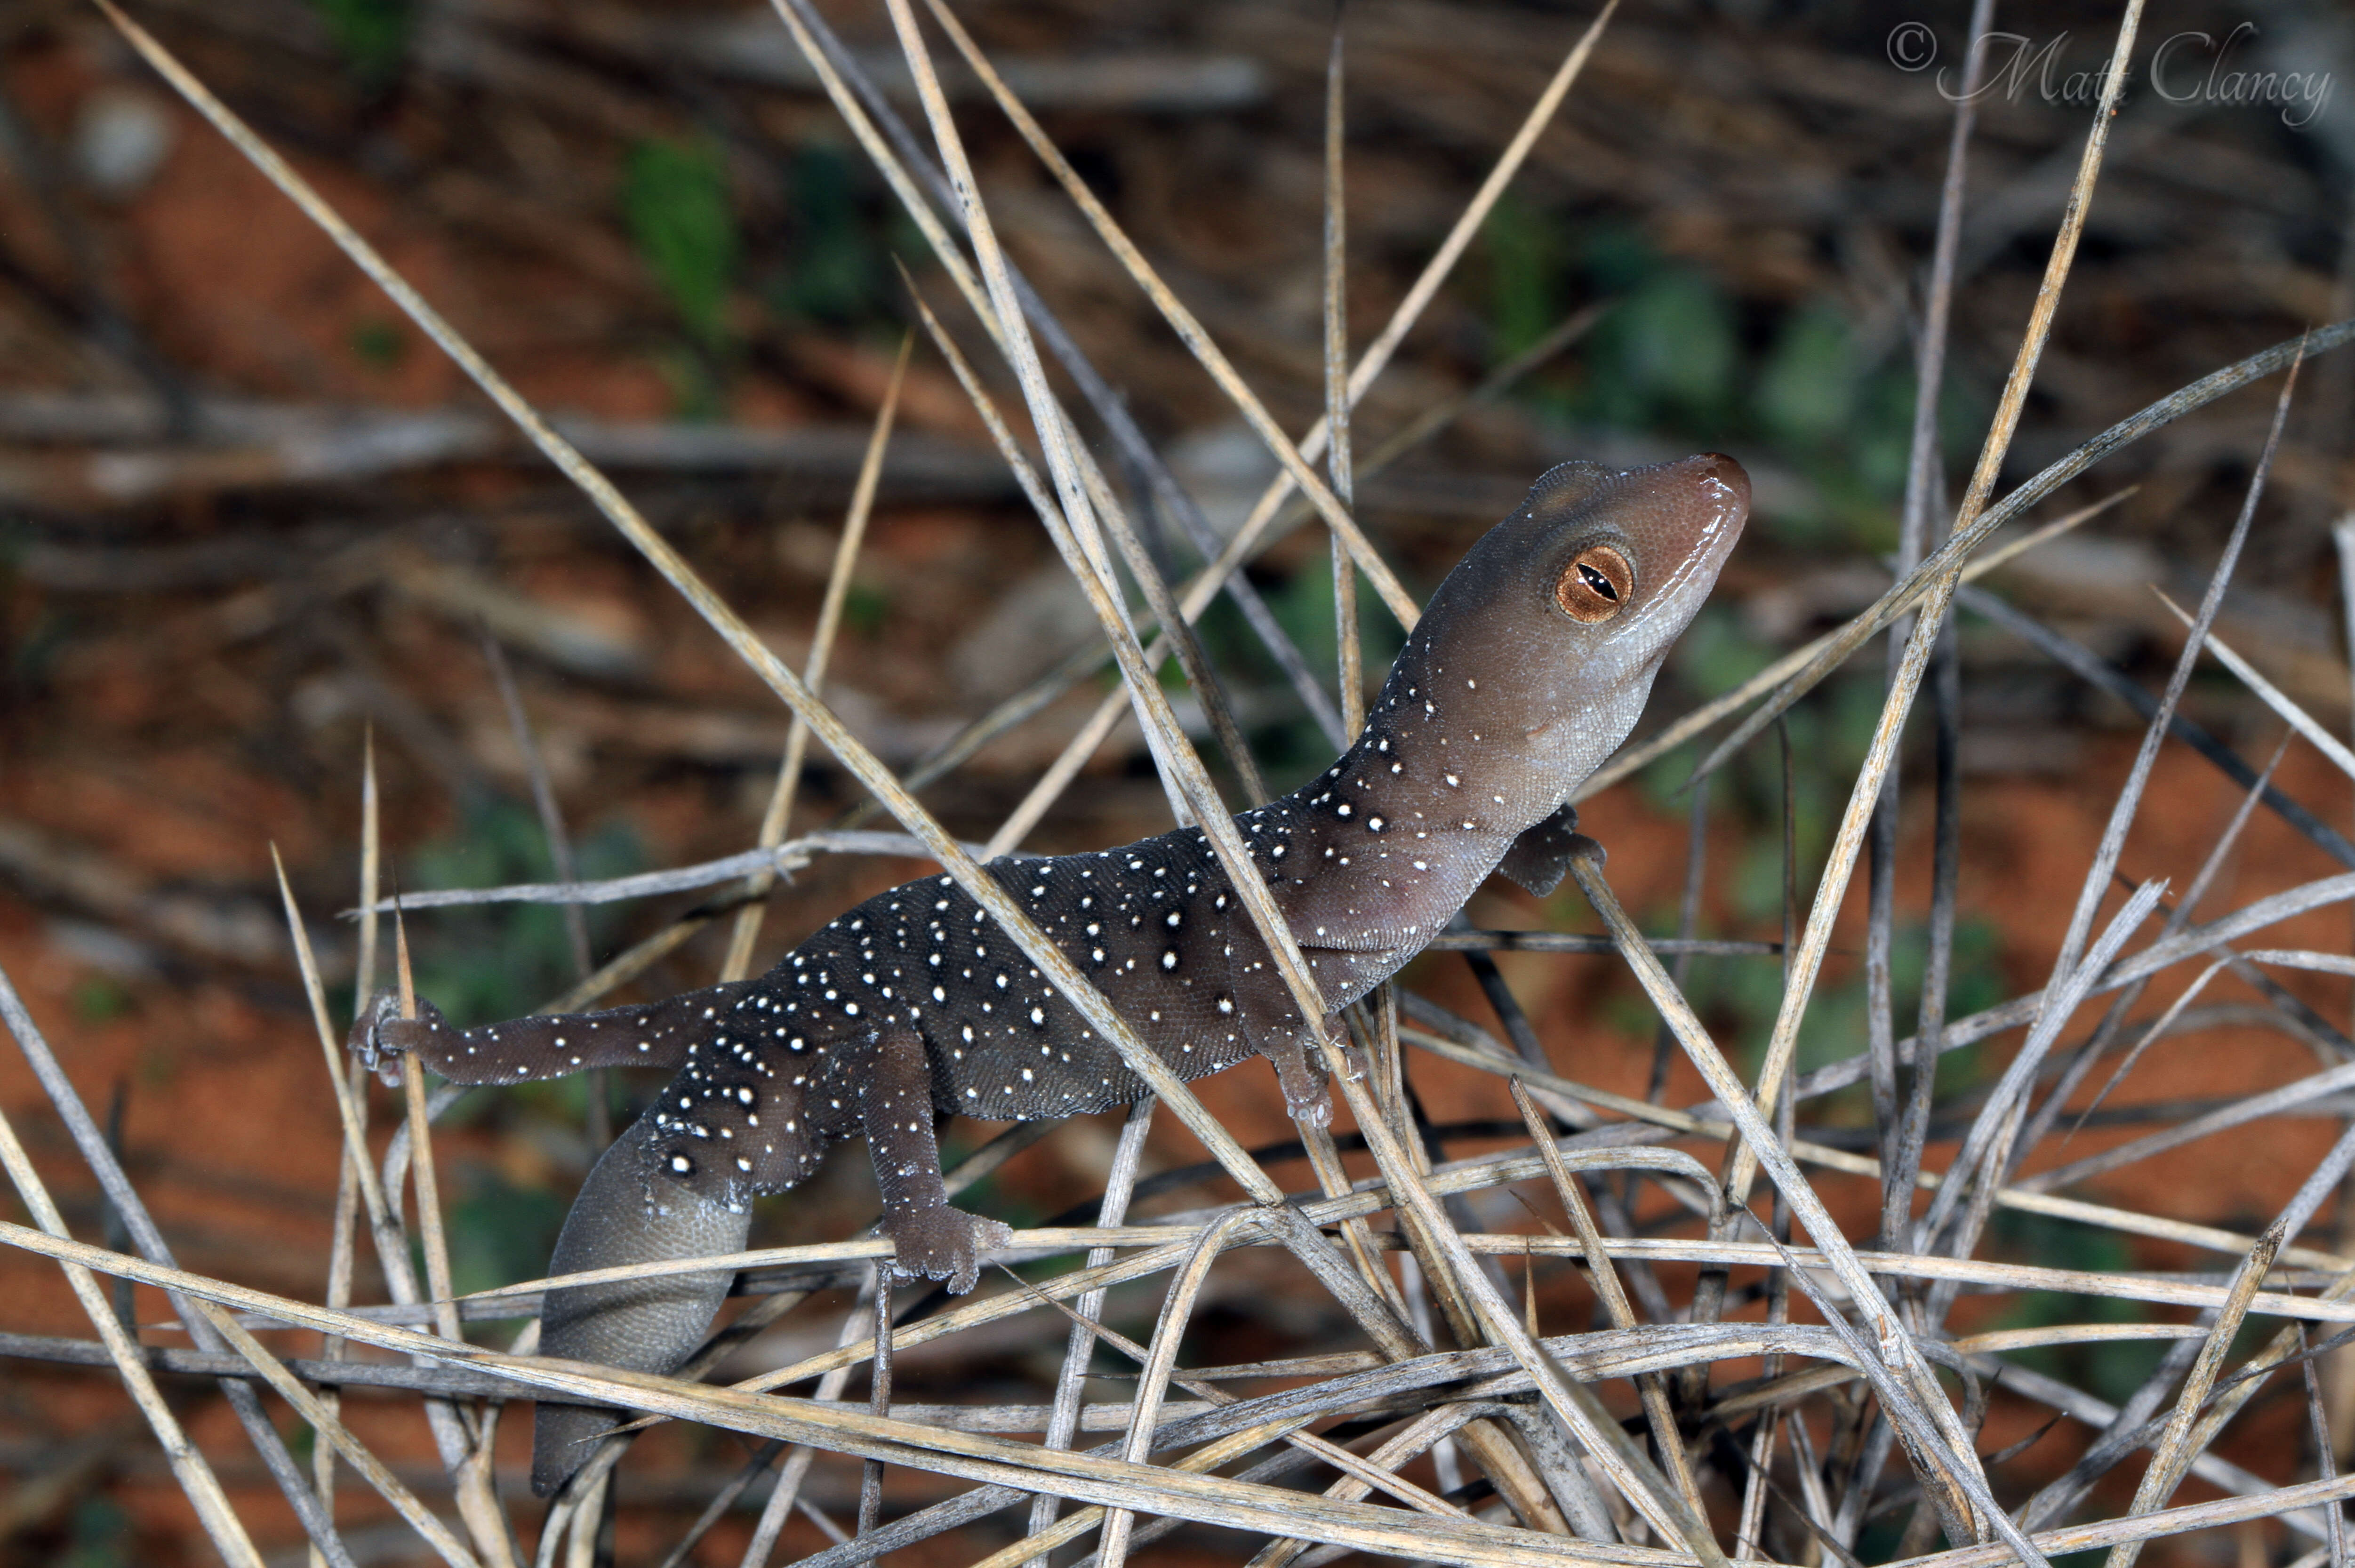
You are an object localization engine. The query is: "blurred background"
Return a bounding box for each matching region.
[4,0,2355,1562]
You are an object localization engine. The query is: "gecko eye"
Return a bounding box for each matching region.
[1555,544,1632,624]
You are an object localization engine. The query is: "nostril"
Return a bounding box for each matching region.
[1694,452,1752,507]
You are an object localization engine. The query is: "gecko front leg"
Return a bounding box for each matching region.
[1495,803,1586,896]
[347,982,751,1087]
[864,1026,1011,1293]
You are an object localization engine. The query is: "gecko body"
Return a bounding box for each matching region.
[352,453,1749,1493]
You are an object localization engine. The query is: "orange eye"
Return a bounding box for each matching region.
[1555,544,1632,623]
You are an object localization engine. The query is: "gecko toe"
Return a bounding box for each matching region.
[888,1207,1011,1295]
[346,992,447,1084]
[1283,1083,1334,1128]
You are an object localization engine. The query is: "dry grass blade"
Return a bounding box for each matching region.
[274,850,396,1236]
[919,0,1406,631]
[1213,0,1623,572]
[975,1421,1326,1568]
[0,1218,1730,1568]
[1915,880,2167,1241]
[1564,850,2005,1533]
[2104,1220,2288,1568]
[94,0,1285,1208]
[454,1238,898,1302]
[409,1214,2355,1329]
[1574,484,2137,808]
[1097,1211,1253,1568]
[389,915,516,1568]
[310,737,384,1563]
[2299,1328,2348,1568]
[481,631,589,983]
[186,1295,483,1568]
[1026,1099,1155,1565]
[2155,588,2355,782]
[1727,561,1953,1206]
[393,920,463,1351]
[2020,1053,2355,1196]
[1873,0,1994,1250]
[1323,12,1362,741]
[350,831,1000,914]
[0,1067,265,1568]
[1511,1079,1706,1519]
[1688,0,2147,785]
[1,912,357,1567]
[721,331,912,983]
[1896,1474,2355,1568]
[2039,732,2298,1146]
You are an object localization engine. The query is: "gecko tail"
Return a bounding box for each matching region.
[531,1114,752,1497]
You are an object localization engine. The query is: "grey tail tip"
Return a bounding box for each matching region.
[532,1401,622,1498]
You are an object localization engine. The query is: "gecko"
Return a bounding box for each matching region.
[350,452,1749,1495]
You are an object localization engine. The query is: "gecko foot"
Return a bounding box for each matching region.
[1256,1028,1332,1128]
[346,991,451,1086]
[884,1204,1014,1295]
[1281,1064,1338,1125]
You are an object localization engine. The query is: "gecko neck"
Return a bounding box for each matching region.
[1259,675,1571,958]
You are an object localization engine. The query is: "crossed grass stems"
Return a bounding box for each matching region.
[8,1,2355,1566]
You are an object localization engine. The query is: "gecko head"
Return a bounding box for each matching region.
[1398,453,1748,803]
[1521,452,1749,656]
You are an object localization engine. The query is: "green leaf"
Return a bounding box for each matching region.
[1482,194,1565,363]
[771,144,882,325]
[623,137,739,349]
[1585,262,1738,431]
[398,800,642,1032]
[307,0,410,84]
[1756,297,1860,448]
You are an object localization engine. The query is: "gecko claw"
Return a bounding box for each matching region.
[346,992,450,1086]
[886,1206,1013,1295]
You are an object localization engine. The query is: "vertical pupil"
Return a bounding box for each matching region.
[1579,561,1618,600]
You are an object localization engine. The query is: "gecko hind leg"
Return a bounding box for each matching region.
[530,1112,753,1496]
[864,1026,1011,1294]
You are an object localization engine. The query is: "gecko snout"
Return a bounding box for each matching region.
[1615,452,1749,608]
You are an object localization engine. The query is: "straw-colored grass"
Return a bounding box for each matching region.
[8,2,2355,1566]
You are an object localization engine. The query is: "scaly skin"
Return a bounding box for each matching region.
[350,452,1750,1494]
